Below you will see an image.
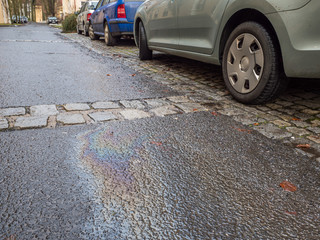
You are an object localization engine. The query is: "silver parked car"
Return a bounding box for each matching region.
[134,0,320,104]
[77,1,98,36]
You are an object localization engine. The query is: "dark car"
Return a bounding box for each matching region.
[89,0,145,46]
[47,17,58,24]
[21,16,28,23]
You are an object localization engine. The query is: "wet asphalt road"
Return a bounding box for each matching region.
[1,23,320,239]
[0,23,177,108]
[1,113,319,239]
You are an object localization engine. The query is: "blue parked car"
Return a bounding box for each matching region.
[89,0,145,46]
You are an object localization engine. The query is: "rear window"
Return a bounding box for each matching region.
[88,2,98,10]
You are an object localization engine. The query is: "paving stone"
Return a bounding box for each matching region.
[275,100,294,107]
[15,116,48,129]
[311,120,320,127]
[265,103,283,110]
[89,111,117,122]
[64,103,90,111]
[167,96,190,103]
[293,121,311,128]
[203,92,223,101]
[232,114,257,125]
[255,113,279,121]
[145,99,169,108]
[0,119,8,130]
[218,108,245,116]
[256,106,271,111]
[253,124,292,139]
[150,105,180,117]
[92,101,120,109]
[30,105,59,116]
[0,107,25,116]
[286,127,311,136]
[301,109,320,115]
[120,100,145,109]
[295,100,320,109]
[290,105,307,111]
[278,114,294,121]
[57,113,85,125]
[120,109,151,120]
[307,135,320,144]
[176,103,208,113]
[307,127,320,134]
[294,149,315,158]
[272,120,291,127]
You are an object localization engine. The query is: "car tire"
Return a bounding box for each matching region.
[76,24,82,34]
[104,23,117,46]
[89,23,99,40]
[138,22,152,60]
[222,21,287,104]
[83,23,89,36]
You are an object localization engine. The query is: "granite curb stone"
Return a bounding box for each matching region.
[57,113,86,125]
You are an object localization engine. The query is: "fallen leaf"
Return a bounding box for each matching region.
[296,144,311,148]
[151,141,162,146]
[280,181,297,192]
[107,74,112,76]
[254,123,259,126]
[285,211,297,216]
[131,74,136,77]
[292,118,301,121]
[232,127,252,134]
[211,112,219,116]
[193,109,198,111]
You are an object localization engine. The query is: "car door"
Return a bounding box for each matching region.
[91,0,105,33]
[78,3,85,30]
[146,0,178,49]
[80,3,88,31]
[177,0,229,55]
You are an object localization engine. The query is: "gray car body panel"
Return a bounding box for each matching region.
[77,1,98,33]
[135,0,320,78]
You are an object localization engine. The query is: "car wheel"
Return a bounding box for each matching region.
[76,24,82,34]
[138,21,152,60]
[89,23,99,40]
[83,23,89,36]
[104,23,117,46]
[222,21,286,104]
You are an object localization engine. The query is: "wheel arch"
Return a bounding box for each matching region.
[219,9,283,70]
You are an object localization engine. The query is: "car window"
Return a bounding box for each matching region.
[96,0,104,9]
[102,0,109,6]
[80,4,86,13]
[125,0,145,1]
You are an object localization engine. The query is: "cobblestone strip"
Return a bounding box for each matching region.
[0,96,209,130]
[59,33,320,161]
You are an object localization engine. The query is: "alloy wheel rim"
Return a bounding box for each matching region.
[227,33,264,94]
[89,25,94,38]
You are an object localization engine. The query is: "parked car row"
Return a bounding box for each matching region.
[77,0,145,45]
[12,15,28,23]
[77,0,320,104]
